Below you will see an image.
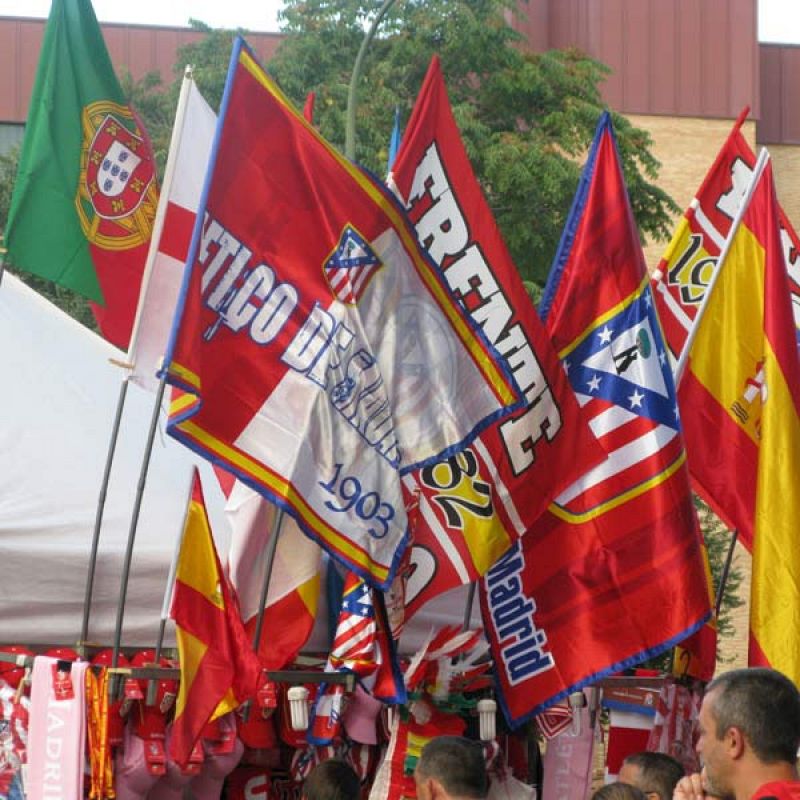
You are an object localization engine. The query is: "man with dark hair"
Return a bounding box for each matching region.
[674,667,800,800]
[618,751,684,800]
[303,759,361,800]
[414,736,488,800]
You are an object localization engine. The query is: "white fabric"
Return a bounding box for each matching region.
[0,272,481,652]
[128,77,216,392]
[0,273,229,646]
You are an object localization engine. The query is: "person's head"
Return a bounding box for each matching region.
[697,667,800,797]
[302,759,361,800]
[414,737,488,800]
[618,752,684,800]
[591,782,647,800]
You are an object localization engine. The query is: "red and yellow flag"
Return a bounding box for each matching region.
[170,469,261,765]
[678,156,800,683]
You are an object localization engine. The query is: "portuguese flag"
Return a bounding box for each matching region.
[3,0,158,350]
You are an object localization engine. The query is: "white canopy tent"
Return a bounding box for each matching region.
[0,273,480,654]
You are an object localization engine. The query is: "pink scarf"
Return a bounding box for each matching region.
[26,656,88,800]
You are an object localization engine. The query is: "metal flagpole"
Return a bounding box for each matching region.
[344,0,401,160]
[107,68,199,671]
[715,528,739,619]
[81,70,197,658]
[251,507,285,654]
[242,505,284,722]
[146,471,195,704]
[78,377,130,655]
[674,148,770,385]
[462,582,477,631]
[111,374,168,669]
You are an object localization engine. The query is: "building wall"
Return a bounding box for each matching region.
[516,0,759,121]
[769,144,800,231]
[0,16,281,124]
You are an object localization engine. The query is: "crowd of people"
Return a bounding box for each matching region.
[295,667,800,800]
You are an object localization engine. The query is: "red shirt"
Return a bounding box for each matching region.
[752,781,800,799]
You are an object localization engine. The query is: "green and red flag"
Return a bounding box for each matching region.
[3,0,158,350]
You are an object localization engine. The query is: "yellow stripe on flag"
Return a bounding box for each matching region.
[176,500,225,609]
[688,223,765,446]
[174,627,208,720]
[297,574,321,615]
[751,340,800,686]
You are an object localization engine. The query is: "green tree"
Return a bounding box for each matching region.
[266,0,678,285]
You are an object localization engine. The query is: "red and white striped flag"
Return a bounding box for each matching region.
[128,74,216,392]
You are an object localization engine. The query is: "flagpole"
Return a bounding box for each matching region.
[674,148,770,385]
[345,0,401,160]
[462,581,476,631]
[78,377,130,655]
[715,528,739,619]
[242,506,284,722]
[146,471,194,704]
[111,375,168,669]
[251,507,285,653]
[153,472,195,661]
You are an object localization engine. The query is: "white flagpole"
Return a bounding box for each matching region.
[673,147,770,386]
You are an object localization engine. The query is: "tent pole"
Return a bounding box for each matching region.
[78,377,130,656]
[111,375,168,670]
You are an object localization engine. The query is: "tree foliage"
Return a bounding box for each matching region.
[266,0,679,284]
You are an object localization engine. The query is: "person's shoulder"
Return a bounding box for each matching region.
[751,780,800,800]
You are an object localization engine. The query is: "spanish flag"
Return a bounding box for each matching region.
[678,155,800,684]
[170,469,261,765]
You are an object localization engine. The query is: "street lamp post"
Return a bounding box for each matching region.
[345,0,401,160]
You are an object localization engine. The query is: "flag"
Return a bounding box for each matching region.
[225,479,322,670]
[303,91,316,124]
[480,112,711,728]
[163,40,521,590]
[390,55,603,619]
[3,0,158,350]
[652,108,800,361]
[128,74,216,392]
[170,469,261,766]
[309,572,404,745]
[678,154,800,684]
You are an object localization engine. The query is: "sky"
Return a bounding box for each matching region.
[0,0,799,41]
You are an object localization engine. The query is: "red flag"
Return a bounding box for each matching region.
[303,91,316,124]
[678,156,800,685]
[652,108,800,368]
[170,469,261,766]
[480,113,711,727]
[164,41,521,590]
[390,55,603,618]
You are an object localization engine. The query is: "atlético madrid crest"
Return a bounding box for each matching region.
[75,101,158,252]
[323,225,383,304]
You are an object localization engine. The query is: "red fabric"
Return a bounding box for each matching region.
[751,781,800,799]
[170,471,261,767]
[481,115,711,728]
[390,55,604,620]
